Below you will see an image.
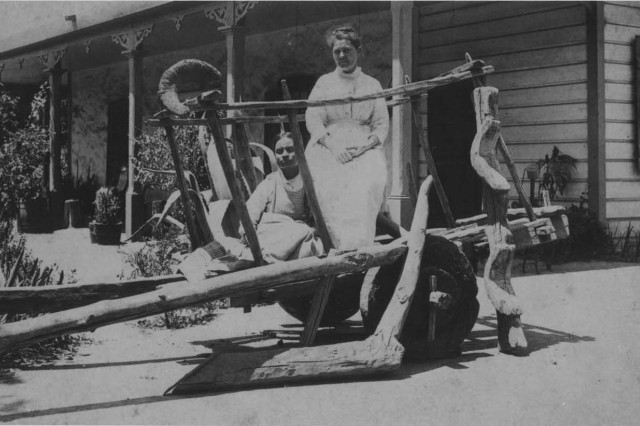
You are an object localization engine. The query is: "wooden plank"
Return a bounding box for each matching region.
[604,2,640,26]
[0,275,185,315]
[419,26,586,65]
[419,1,567,31]
[607,121,634,140]
[487,64,587,90]
[501,83,588,107]
[0,241,408,353]
[606,140,636,159]
[605,62,633,82]
[232,123,259,192]
[606,180,640,198]
[503,142,588,160]
[606,81,634,101]
[420,5,586,48]
[606,161,640,179]
[418,1,484,17]
[604,23,640,43]
[606,200,640,218]
[501,122,588,142]
[501,103,588,124]
[604,42,634,63]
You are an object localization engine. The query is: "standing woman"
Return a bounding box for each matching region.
[305,24,389,250]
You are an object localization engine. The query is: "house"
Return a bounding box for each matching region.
[1,1,638,236]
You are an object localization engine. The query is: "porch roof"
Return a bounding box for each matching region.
[0,1,390,86]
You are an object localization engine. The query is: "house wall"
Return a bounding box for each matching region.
[71,61,128,185]
[417,1,589,210]
[603,1,640,232]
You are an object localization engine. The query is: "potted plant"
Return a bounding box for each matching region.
[90,187,123,245]
[519,146,577,208]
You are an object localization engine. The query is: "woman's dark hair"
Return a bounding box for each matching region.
[326,23,361,49]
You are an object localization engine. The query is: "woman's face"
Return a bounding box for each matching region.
[275,137,297,169]
[332,39,359,73]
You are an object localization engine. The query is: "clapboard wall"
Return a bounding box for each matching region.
[603,1,640,232]
[417,2,589,210]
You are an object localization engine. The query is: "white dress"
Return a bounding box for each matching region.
[305,67,389,250]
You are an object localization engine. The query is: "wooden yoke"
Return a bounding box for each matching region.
[470,87,527,354]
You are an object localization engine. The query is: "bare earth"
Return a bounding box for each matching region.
[1,228,639,425]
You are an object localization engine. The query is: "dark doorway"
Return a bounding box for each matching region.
[106,99,128,187]
[263,74,317,169]
[427,79,482,228]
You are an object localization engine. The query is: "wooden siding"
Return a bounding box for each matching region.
[418,2,589,209]
[604,1,640,226]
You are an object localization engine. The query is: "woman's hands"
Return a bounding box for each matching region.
[347,135,380,159]
[320,134,352,164]
[320,134,380,164]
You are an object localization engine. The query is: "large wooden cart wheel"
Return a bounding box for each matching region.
[276,272,365,327]
[360,235,479,361]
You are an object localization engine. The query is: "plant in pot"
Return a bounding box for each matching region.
[90,187,123,245]
[519,146,577,208]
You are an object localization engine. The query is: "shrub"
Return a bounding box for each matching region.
[121,228,222,329]
[134,126,210,193]
[564,202,612,260]
[0,208,82,366]
[0,125,50,216]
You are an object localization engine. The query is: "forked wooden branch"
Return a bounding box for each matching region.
[471,87,527,354]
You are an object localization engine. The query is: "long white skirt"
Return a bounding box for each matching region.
[306,132,387,251]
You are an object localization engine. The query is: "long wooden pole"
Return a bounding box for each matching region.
[162,122,201,249]
[174,63,493,112]
[280,80,336,346]
[205,112,264,265]
[0,241,407,353]
[410,97,455,228]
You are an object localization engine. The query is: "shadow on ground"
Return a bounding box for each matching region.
[0,315,596,422]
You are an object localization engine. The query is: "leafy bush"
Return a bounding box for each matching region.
[134,126,210,193]
[93,187,123,225]
[0,208,82,366]
[121,228,222,329]
[564,202,612,260]
[0,125,50,216]
[0,89,20,145]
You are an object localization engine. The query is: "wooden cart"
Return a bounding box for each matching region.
[0,56,568,392]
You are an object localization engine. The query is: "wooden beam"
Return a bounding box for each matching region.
[587,2,606,222]
[0,240,407,353]
[162,63,493,113]
[0,275,184,315]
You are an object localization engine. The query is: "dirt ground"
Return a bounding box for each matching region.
[1,228,639,425]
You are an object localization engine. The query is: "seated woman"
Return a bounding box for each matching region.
[305,24,389,250]
[239,133,324,262]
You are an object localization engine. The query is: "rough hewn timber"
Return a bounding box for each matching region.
[0,241,407,353]
[471,86,527,354]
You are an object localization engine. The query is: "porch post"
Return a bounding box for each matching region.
[388,1,416,228]
[124,49,144,237]
[220,25,245,104]
[112,26,152,237]
[39,49,67,229]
